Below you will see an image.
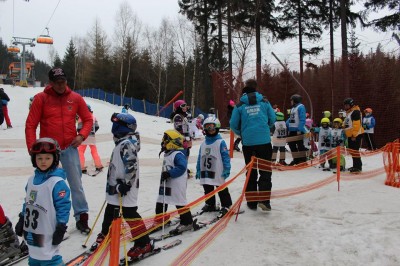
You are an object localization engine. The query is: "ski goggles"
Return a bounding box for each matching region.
[180,103,187,108]
[31,140,58,154]
[204,124,217,130]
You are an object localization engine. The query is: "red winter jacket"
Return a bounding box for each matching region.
[25,85,93,151]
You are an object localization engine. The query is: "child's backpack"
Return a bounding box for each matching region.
[332,155,346,171]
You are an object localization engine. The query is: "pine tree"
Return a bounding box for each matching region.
[364,0,400,32]
[62,39,77,89]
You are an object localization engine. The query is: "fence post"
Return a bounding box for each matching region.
[109,216,122,266]
[143,99,146,114]
[131,97,133,111]
[229,130,234,158]
[336,146,340,191]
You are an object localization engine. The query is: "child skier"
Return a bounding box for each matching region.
[362,108,376,150]
[318,118,333,170]
[77,104,104,174]
[271,112,287,165]
[155,129,194,233]
[15,138,71,265]
[95,113,153,259]
[0,204,27,264]
[121,104,130,113]
[331,118,345,149]
[171,100,192,157]
[196,117,232,218]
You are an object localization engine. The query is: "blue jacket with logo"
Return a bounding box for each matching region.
[22,168,71,225]
[230,92,276,146]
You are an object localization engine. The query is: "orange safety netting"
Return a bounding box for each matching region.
[82,140,397,265]
[383,139,400,188]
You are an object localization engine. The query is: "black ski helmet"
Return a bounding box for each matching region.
[30,138,61,170]
[290,94,302,104]
[343,98,354,107]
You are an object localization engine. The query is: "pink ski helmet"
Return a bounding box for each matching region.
[174,100,187,110]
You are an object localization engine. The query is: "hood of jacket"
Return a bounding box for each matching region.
[239,92,264,106]
[33,167,66,185]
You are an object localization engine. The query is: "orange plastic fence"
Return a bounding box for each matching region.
[383,139,400,187]
[84,140,396,265]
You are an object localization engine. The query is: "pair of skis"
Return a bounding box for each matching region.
[118,239,182,265]
[0,250,29,266]
[66,238,182,266]
[151,209,244,242]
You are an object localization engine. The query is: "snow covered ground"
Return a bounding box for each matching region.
[0,85,399,266]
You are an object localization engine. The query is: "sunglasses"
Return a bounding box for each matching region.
[31,141,57,154]
[180,103,187,108]
[204,124,216,130]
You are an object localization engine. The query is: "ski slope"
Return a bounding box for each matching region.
[0,85,399,266]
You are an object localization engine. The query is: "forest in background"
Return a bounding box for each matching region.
[0,0,398,146]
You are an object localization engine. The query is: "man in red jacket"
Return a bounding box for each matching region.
[25,67,93,234]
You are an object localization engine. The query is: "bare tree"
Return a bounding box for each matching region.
[114,1,142,104]
[144,18,173,106]
[232,30,255,98]
[73,36,90,89]
[172,15,195,99]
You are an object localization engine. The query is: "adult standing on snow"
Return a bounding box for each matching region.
[230,79,276,211]
[286,94,308,165]
[0,88,11,126]
[343,98,364,173]
[25,67,93,234]
[0,88,12,128]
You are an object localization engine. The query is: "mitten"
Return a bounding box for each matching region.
[15,213,24,237]
[222,169,230,179]
[161,171,171,182]
[117,182,132,196]
[52,223,67,245]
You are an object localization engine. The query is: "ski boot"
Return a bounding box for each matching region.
[127,241,154,260]
[201,204,218,212]
[0,218,21,263]
[76,213,91,234]
[258,201,272,212]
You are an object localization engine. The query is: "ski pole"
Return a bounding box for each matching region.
[82,200,106,248]
[162,179,166,239]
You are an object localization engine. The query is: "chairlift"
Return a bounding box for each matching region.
[37,27,53,44]
[7,46,20,54]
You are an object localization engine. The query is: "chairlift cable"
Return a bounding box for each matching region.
[39,0,62,36]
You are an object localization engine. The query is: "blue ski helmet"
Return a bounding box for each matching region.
[111,113,137,138]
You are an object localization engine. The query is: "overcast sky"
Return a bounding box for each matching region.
[0,0,398,73]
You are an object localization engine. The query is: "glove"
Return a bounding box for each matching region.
[52,223,67,245]
[15,213,24,237]
[117,182,132,196]
[161,171,171,182]
[222,169,230,179]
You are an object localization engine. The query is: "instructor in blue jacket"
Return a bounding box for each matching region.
[230,79,276,211]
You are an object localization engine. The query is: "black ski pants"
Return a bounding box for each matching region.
[348,135,362,170]
[101,204,150,247]
[203,184,232,208]
[242,143,273,207]
[155,203,193,226]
